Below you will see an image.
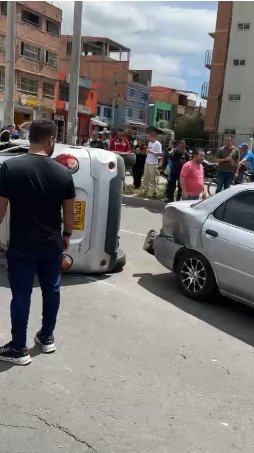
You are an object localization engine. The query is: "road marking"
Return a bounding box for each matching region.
[120,229,146,237]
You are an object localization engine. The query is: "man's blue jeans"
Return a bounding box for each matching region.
[216,172,234,193]
[7,249,62,351]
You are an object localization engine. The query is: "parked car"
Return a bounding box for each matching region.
[0,140,126,274]
[144,184,254,305]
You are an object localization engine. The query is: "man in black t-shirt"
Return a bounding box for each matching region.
[0,119,75,365]
[166,140,189,202]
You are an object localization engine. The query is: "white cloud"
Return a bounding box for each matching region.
[58,1,217,91]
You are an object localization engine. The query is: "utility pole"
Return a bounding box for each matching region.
[4,1,16,126]
[111,74,117,129]
[67,1,83,145]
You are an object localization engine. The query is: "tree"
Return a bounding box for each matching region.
[175,114,209,149]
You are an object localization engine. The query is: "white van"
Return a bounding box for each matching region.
[0,140,126,273]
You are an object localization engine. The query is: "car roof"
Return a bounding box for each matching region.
[194,183,254,212]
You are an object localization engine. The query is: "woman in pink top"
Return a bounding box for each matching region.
[180,148,207,200]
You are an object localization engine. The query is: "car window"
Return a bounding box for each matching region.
[213,191,254,232]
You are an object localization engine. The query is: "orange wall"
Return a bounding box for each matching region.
[55,72,98,115]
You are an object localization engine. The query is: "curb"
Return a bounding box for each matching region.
[122,194,165,213]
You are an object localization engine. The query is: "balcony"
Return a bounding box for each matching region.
[201,82,209,100]
[205,50,212,69]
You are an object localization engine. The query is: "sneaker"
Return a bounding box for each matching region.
[0,341,31,366]
[35,331,56,354]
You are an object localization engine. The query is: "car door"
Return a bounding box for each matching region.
[201,190,254,303]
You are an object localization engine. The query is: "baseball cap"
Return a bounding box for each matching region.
[239,143,249,149]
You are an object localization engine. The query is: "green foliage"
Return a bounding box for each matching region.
[175,114,209,148]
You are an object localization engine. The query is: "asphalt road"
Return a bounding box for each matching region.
[1,198,254,453]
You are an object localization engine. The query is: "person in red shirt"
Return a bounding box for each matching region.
[180,148,207,200]
[109,128,131,153]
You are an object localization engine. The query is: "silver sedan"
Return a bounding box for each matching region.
[144,184,254,304]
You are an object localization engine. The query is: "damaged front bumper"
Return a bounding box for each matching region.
[143,230,183,272]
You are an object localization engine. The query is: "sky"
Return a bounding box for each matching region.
[58,1,218,105]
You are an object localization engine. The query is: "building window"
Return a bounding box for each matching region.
[97,105,101,116]
[228,94,241,101]
[104,107,112,118]
[238,23,250,30]
[45,50,58,69]
[0,34,5,54]
[46,20,60,37]
[43,82,55,99]
[224,129,236,135]
[17,75,38,95]
[140,91,148,102]
[0,69,4,90]
[128,87,136,99]
[0,2,7,15]
[126,107,134,118]
[59,81,69,102]
[21,42,40,62]
[233,59,245,66]
[138,110,144,121]
[21,9,41,27]
[66,42,72,55]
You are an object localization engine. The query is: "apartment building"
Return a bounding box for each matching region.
[60,36,130,129]
[0,1,62,126]
[203,1,254,144]
[125,70,151,128]
[55,71,98,143]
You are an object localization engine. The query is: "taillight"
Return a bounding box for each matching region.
[55,154,79,174]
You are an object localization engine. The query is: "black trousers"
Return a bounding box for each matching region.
[132,154,146,189]
[166,173,182,202]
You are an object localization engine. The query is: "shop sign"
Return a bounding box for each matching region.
[20,94,40,107]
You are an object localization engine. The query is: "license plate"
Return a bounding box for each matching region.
[73,201,86,230]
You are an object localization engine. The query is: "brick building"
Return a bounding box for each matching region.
[55,71,98,143]
[149,86,197,128]
[60,36,130,129]
[0,1,62,127]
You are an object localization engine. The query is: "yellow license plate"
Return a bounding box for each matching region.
[73,201,86,230]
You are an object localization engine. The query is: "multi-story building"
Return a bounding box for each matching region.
[55,71,98,143]
[125,70,151,128]
[0,1,62,126]
[60,36,130,129]
[203,1,254,144]
[149,86,197,129]
[149,101,173,130]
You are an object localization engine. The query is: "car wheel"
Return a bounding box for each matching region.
[176,251,216,302]
[110,249,126,273]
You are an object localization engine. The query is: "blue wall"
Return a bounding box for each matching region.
[126,83,149,124]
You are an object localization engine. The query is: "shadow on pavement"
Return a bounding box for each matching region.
[0,263,111,289]
[134,271,254,348]
[122,195,165,214]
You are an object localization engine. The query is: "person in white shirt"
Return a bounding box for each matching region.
[143,130,162,196]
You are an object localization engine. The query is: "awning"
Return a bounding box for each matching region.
[91,118,108,127]
[125,120,149,128]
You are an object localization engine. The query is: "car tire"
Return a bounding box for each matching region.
[175,250,216,302]
[110,249,126,273]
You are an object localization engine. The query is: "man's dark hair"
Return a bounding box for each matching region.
[193,147,204,156]
[29,119,57,144]
[0,130,10,142]
[117,128,125,132]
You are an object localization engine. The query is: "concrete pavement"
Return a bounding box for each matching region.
[0,201,254,452]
